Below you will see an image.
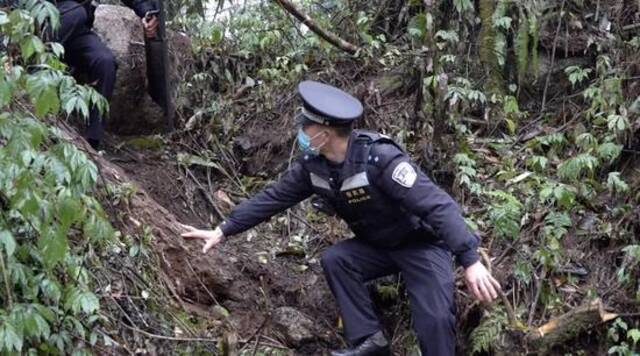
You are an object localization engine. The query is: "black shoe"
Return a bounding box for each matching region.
[331,331,390,356]
[87,138,101,150]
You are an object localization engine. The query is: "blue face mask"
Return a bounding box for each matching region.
[297,129,323,156]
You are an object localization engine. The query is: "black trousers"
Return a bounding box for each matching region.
[57,1,117,141]
[321,238,456,355]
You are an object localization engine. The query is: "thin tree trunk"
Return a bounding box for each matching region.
[272,0,360,54]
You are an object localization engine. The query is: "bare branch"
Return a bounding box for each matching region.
[272,0,360,54]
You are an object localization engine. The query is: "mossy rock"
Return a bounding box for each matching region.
[124,135,165,151]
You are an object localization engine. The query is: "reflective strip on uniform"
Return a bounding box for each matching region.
[340,172,369,191]
[310,172,331,190]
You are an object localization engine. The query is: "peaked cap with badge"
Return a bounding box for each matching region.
[296,80,363,126]
[218,79,480,355]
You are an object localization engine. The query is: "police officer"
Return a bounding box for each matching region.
[55,0,159,148]
[180,81,501,355]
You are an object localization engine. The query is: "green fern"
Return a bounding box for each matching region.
[557,153,600,181]
[471,308,507,354]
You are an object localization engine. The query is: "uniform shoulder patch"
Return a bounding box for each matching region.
[391,162,417,188]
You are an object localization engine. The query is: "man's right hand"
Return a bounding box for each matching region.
[180,224,224,253]
[142,13,159,38]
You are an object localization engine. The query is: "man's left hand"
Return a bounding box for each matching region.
[142,14,159,38]
[464,261,501,302]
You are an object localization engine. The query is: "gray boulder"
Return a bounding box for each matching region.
[272,306,315,346]
[91,5,190,135]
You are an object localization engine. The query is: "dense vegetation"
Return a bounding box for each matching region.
[1,0,639,354]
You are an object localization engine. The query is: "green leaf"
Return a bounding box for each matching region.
[545,211,572,228]
[527,156,548,171]
[0,320,23,353]
[453,0,473,13]
[20,35,45,60]
[50,43,65,58]
[408,14,427,41]
[34,85,60,117]
[0,78,13,107]
[0,230,17,257]
[210,25,223,44]
[597,142,623,163]
[83,215,114,242]
[607,172,629,194]
[607,114,629,132]
[38,228,68,268]
[553,184,576,208]
[58,196,84,229]
[627,329,640,344]
[493,16,512,30]
[40,277,63,303]
[558,153,599,180]
[78,292,100,314]
[62,95,89,118]
[32,1,60,30]
[22,307,51,339]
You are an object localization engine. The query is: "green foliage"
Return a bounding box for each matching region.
[470,308,507,354]
[557,153,599,181]
[408,13,428,42]
[487,191,523,239]
[565,66,592,87]
[607,172,629,194]
[608,318,640,355]
[0,3,115,354]
[454,0,474,14]
[454,153,482,194]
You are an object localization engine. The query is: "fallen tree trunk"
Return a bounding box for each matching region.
[272,0,360,55]
[526,298,618,350]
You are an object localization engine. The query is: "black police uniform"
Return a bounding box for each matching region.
[219,81,480,355]
[56,0,154,142]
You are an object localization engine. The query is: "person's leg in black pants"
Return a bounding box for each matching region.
[321,239,398,345]
[57,1,117,146]
[390,243,456,355]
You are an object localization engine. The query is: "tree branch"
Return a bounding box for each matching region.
[272,0,360,54]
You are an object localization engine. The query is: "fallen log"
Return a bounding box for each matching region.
[526,298,618,350]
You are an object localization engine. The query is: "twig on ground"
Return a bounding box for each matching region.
[479,249,519,328]
[120,322,217,343]
[528,266,547,327]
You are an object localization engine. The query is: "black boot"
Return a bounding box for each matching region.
[331,331,390,356]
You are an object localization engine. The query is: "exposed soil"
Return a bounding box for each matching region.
[98,136,346,355]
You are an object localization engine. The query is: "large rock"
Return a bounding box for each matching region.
[91,5,191,135]
[272,307,315,346]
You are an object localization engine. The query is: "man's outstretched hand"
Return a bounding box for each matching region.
[180,224,224,253]
[142,14,159,38]
[464,261,501,302]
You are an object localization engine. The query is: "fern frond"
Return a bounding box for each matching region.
[470,308,507,354]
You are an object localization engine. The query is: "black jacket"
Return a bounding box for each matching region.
[220,130,480,268]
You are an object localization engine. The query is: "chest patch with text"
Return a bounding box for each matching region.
[344,188,371,204]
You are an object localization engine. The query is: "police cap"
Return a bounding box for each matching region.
[297,80,363,126]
